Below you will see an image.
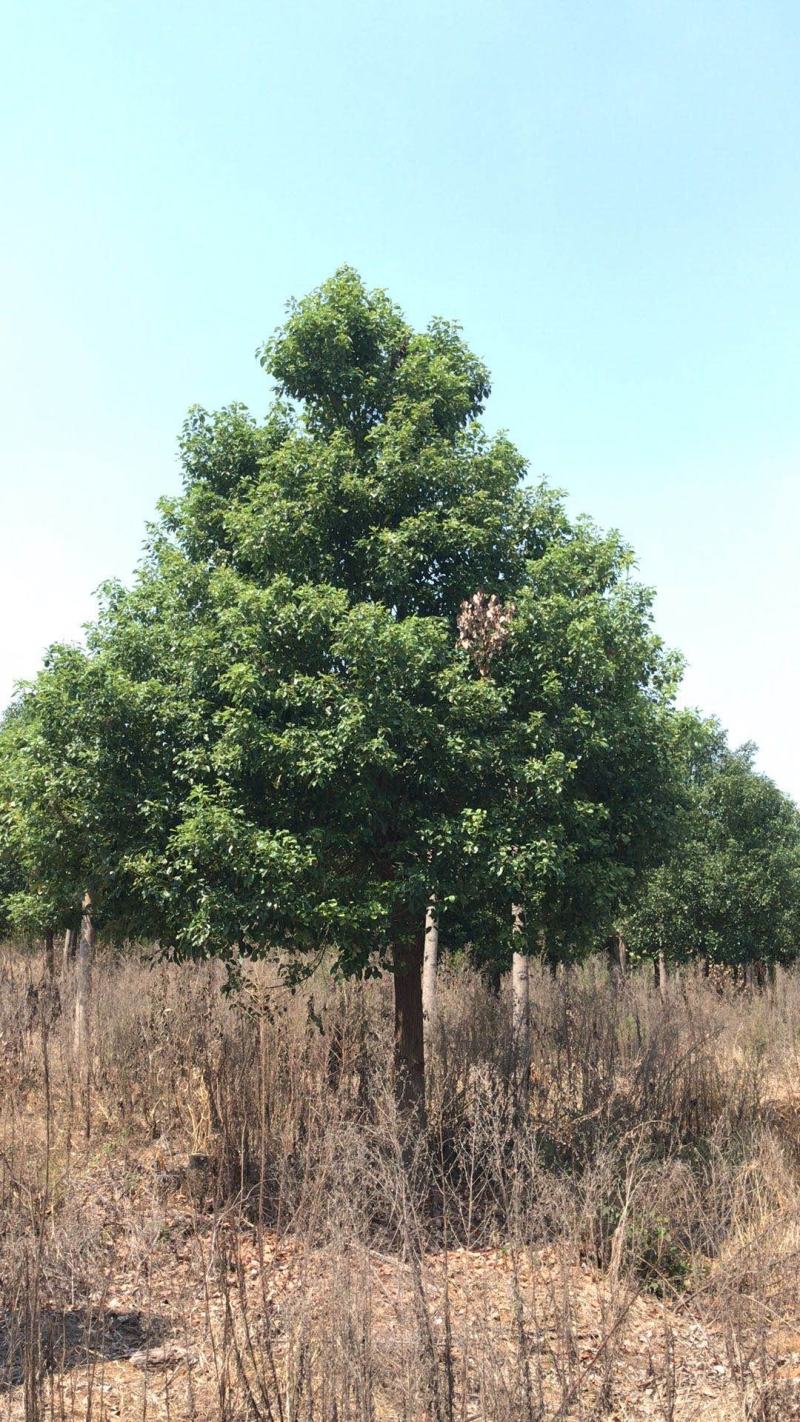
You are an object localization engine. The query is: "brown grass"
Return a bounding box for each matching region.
[2,948,800,1420]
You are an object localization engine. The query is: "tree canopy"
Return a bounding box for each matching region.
[626,727,800,969]
[0,267,689,1110]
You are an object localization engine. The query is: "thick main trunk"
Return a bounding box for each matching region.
[421,899,438,1040]
[74,894,95,1061]
[393,932,426,1125]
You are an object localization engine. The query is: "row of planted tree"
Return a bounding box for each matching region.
[2,268,799,1122]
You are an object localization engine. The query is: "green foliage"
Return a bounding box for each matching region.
[485,529,681,960]
[605,1201,691,1297]
[0,268,682,973]
[627,724,800,966]
[0,641,170,941]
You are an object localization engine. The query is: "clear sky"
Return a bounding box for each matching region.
[2,0,799,797]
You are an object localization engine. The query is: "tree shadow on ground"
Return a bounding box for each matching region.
[0,1306,171,1391]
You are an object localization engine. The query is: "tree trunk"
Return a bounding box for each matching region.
[393,931,426,1126]
[511,904,530,1107]
[62,927,77,972]
[656,949,668,999]
[511,949,530,1046]
[74,893,94,1062]
[43,929,55,980]
[485,961,502,997]
[607,933,627,983]
[421,899,438,1041]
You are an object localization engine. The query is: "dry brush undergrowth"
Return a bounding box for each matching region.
[2,948,800,1421]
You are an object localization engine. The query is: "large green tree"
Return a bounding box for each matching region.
[0,269,682,1117]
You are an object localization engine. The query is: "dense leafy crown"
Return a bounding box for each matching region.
[1,269,680,970]
[627,729,800,966]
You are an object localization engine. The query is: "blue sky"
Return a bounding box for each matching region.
[2,0,799,796]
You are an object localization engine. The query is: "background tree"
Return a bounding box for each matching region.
[446,528,682,986]
[0,644,162,941]
[0,639,169,1090]
[626,727,800,975]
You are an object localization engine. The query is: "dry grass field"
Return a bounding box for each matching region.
[2,948,800,1421]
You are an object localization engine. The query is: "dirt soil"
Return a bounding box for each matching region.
[5,1142,799,1422]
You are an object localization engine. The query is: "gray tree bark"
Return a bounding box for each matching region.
[607,933,627,984]
[511,904,530,1107]
[62,927,77,973]
[421,898,438,1041]
[44,928,55,980]
[74,893,95,1062]
[656,948,668,999]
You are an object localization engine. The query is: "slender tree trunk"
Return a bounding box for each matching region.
[485,961,502,997]
[421,898,438,1042]
[393,930,426,1126]
[74,893,94,1062]
[43,929,55,980]
[511,903,530,1108]
[511,950,530,1046]
[62,927,77,973]
[655,949,668,999]
[607,932,627,984]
